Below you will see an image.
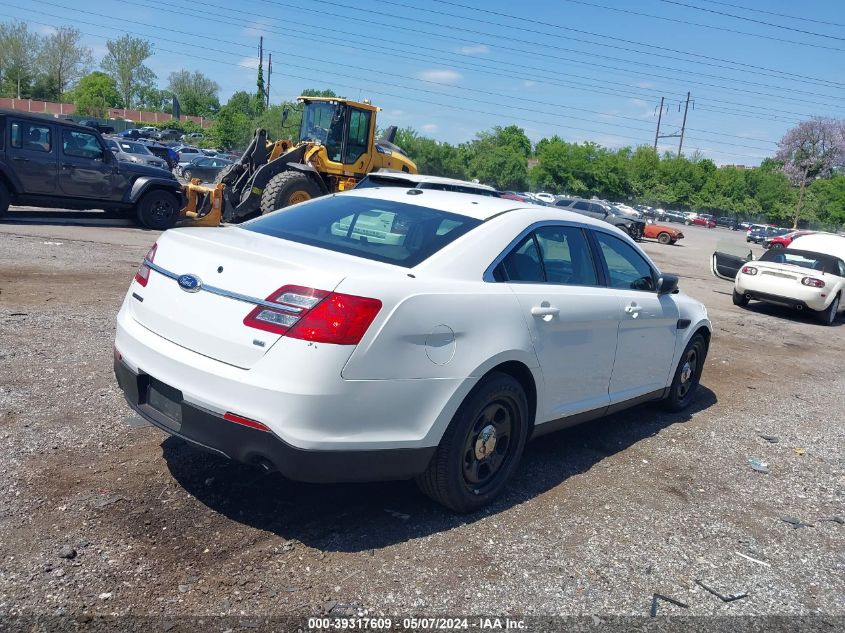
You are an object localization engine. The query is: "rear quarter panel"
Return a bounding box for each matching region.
[339,277,539,381]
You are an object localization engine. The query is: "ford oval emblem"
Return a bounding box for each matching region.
[177,274,202,293]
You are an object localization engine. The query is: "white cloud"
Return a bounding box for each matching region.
[456,43,490,55]
[422,123,439,133]
[637,81,656,89]
[417,69,462,84]
[239,56,261,70]
[523,80,537,88]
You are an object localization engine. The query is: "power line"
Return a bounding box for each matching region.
[658,0,845,40]
[97,0,824,123]
[17,2,780,151]
[696,0,845,29]
[249,0,845,108]
[137,0,813,121]
[427,0,845,89]
[560,0,845,50]
[10,12,772,160]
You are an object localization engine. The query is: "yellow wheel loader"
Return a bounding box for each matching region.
[181,97,417,226]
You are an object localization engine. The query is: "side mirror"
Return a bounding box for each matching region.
[656,274,679,295]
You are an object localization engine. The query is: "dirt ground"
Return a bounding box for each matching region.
[0,209,842,624]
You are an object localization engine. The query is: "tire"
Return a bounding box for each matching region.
[0,180,9,219]
[732,289,749,307]
[416,372,529,513]
[657,232,671,245]
[662,333,707,412]
[816,294,840,326]
[260,170,323,215]
[183,170,193,181]
[136,190,180,230]
[770,242,784,249]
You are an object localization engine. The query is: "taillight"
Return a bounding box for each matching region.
[741,266,757,275]
[802,277,825,288]
[243,285,382,345]
[134,243,158,287]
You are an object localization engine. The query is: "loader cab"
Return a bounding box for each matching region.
[299,98,376,175]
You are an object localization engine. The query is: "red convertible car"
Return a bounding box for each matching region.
[686,214,716,228]
[643,223,684,245]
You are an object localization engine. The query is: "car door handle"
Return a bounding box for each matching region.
[11,157,29,162]
[624,303,642,317]
[531,306,560,317]
[61,163,75,169]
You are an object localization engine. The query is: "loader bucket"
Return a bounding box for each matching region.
[180,180,225,227]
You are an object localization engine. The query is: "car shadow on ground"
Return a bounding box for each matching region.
[740,301,844,328]
[2,209,137,228]
[161,386,717,553]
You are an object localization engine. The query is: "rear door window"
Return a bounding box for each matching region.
[11,121,52,152]
[243,195,481,267]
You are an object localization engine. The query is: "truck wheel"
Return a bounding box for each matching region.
[136,190,180,230]
[0,180,9,219]
[260,171,323,215]
[416,372,529,513]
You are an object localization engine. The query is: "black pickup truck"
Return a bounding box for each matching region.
[0,110,183,229]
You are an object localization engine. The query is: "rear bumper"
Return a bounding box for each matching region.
[115,359,435,482]
[735,283,828,311]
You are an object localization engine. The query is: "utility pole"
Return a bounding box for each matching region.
[258,36,263,74]
[653,96,664,152]
[654,93,692,156]
[266,53,272,108]
[677,91,691,158]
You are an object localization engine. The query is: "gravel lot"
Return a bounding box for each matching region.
[0,210,842,624]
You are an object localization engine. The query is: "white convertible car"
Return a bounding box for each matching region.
[714,233,845,325]
[115,188,711,511]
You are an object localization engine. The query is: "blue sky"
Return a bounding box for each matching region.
[8,0,845,165]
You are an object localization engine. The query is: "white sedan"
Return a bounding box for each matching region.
[730,234,845,325]
[114,188,711,512]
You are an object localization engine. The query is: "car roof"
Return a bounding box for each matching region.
[338,187,612,227]
[365,171,497,192]
[0,109,106,132]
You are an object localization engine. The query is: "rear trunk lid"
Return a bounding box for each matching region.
[129,227,373,368]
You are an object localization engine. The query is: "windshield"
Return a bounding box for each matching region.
[300,101,344,146]
[243,195,482,267]
[119,141,151,155]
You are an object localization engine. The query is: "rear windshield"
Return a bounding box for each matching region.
[242,195,482,267]
[760,249,845,276]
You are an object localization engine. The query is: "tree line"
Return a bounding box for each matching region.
[0,21,220,118]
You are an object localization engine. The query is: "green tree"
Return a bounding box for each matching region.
[0,21,42,98]
[208,105,252,150]
[254,63,266,115]
[167,69,220,117]
[69,71,121,118]
[38,26,92,95]
[101,35,155,108]
[227,90,255,117]
[300,88,338,98]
